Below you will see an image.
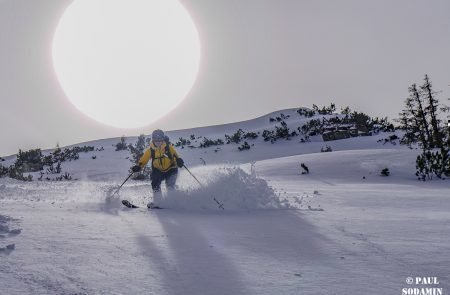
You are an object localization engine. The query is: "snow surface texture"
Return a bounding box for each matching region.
[1,108,449,294]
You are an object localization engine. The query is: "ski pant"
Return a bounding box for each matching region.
[151,167,178,193]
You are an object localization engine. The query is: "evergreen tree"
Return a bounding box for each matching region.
[129,134,147,164]
[399,75,450,179]
[421,74,444,148]
[399,83,434,148]
[129,134,151,180]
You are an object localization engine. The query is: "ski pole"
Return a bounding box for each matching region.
[183,165,224,210]
[111,172,134,197]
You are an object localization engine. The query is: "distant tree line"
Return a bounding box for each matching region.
[0,145,98,181]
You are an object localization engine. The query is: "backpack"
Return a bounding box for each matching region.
[150,136,173,168]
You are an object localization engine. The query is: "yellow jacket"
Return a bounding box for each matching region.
[138,142,180,172]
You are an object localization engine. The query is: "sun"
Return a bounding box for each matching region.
[52,0,200,128]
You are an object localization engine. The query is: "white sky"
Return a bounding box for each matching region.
[1,0,450,156]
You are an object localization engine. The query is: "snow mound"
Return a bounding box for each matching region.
[157,166,293,210]
[0,214,21,255]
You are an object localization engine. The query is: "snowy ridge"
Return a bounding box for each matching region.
[1,107,403,181]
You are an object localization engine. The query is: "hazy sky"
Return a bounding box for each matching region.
[1,0,450,156]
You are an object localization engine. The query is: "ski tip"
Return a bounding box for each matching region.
[147,203,164,209]
[122,200,139,208]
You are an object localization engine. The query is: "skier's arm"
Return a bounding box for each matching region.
[138,148,151,167]
[169,145,179,159]
[170,145,184,167]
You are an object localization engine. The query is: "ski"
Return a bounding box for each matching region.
[121,199,164,209]
[122,199,139,208]
[147,203,164,209]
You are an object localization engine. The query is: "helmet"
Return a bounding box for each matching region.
[152,129,165,141]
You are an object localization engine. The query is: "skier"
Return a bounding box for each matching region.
[131,129,184,208]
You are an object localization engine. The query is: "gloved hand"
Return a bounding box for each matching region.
[131,165,141,172]
[176,157,184,168]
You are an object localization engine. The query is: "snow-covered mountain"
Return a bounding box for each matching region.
[1,108,449,295]
[0,107,403,181]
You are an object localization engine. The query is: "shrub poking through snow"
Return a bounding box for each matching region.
[243,131,258,140]
[199,137,224,148]
[225,129,258,144]
[275,121,298,140]
[321,145,333,152]
[1,145,94,181]
[115,136,128,151]
[298,119,323,141]
[262,129,276,143]
[415,150,450,181]
[225,129,245,144]
[54,172,72,181]
[0,165,8,178]
[46,161,62,174]
[378,134,399,145]
[238,141,251,151]
[313,103,336,115]
[300,163,309,174]
[269,113,290,123]
[380,168,390,176]
[297,105,394,142]
[297,107,315,117]
[175,137,191,148]
[2,166,33,181]
[263,121,298,143]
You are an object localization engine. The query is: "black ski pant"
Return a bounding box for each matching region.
[151,167,178,192]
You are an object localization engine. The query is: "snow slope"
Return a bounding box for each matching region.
[1,109,449,295]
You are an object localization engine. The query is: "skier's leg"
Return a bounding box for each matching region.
[150,169,164,205]
[151,169,163,192]
[165,168,178,191]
